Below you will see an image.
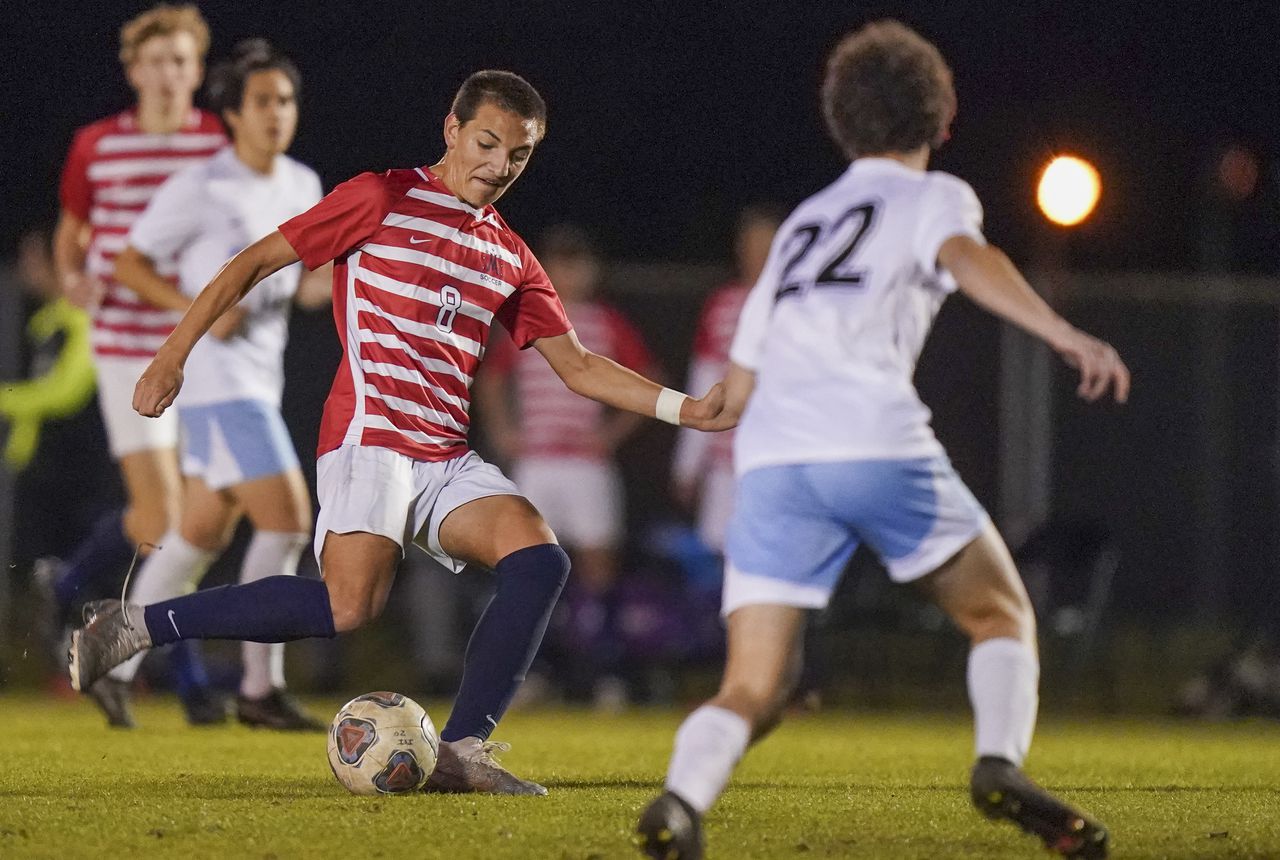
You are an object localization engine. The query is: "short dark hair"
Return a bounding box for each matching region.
[822,21,956,159]
[539,224,598,262]
[206,39,301,119]
[451,70,547,140]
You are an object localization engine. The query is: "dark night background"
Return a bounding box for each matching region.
[3,1,1279,267]
[3,2,1280,634]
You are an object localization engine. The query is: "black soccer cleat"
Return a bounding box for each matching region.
[237,688,325,732]
[181,685,229,726]
[971,756,1109,858]
[636,791,703,860]
[87,676,136,729]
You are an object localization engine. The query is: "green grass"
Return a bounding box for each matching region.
[2,695,1279,859]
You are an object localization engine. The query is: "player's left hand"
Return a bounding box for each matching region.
[680,382,735,431]
[133,354,184,418]
[1053,328,1130,403]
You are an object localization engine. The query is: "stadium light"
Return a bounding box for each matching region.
[1036,155,1101,227]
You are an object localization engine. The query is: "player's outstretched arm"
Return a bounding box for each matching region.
[133,231,300,417]
[532,331,731,431]
[938,235,1130,403]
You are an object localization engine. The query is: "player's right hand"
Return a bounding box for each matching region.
[133,356,184,418]
[1052,328,1130,404]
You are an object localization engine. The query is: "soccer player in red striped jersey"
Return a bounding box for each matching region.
[43,4,224,726]
[70,70,730,795]
[479,225,659,707]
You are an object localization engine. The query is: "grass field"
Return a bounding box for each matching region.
[2,695,1279,859]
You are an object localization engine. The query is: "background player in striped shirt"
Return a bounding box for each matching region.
[104,39,329,731]
[70,70,728,795]
[638,21,1126,858]
[42,3,224,725]
[479,224,658,708]
[672,206,781,554]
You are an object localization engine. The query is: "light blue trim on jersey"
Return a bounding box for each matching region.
[725,456,987,591]
[179,398,299,489]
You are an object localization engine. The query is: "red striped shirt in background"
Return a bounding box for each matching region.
[279,166,571,463]
[486,301,654,461]
[58,108,225,359]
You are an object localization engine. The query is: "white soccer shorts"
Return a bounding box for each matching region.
[314,444,523,573]
[513,457,623,549]
[95,355,179,459]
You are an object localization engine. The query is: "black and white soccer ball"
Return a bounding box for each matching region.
[326,692,439,795]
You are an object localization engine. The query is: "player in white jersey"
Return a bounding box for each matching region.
[639,22,1128,859]
[43,3,224,728]
[105,40,330,730]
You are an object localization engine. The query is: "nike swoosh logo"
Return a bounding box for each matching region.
[409,236,432,244]
[167,609,181,637]
[485,714,497,728]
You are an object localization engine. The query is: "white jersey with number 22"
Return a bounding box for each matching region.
[729,157,986,475]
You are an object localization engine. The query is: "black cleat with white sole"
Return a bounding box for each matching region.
[971,756,1109,858]
[636,791,703,860]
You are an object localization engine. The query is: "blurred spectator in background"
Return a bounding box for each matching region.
[672,205,782,552]
[1176,140,1280,719]
[1200,140,1280,275]
[477,224,658,709]
[1,228,110,570]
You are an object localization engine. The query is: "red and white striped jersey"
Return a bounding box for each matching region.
[487,300,654,461]
[59,109,226,359]
[672,281,747,480]
[280,167,572,463]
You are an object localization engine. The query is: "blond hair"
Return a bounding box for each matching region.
[119,4,211,66]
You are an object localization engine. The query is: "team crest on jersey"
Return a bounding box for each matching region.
[482,252,501,275]
[373,750,424,793]
[334,717,378,765]
[353,692,404,708]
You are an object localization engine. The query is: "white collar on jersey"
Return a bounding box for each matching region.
[414,167,502,228]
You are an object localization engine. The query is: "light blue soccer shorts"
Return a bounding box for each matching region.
[179,398,300,490]
[722,457,990,616]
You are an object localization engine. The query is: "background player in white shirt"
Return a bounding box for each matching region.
[44,3,224,727]
[639,21,1129,860]
[106,40,330,730]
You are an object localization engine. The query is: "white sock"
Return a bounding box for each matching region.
[664,705,751,813]
[238,531,308,699]
[110,533,216,683]
[967,637,1039,766]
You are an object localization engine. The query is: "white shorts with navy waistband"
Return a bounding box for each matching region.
[314,444,523,573]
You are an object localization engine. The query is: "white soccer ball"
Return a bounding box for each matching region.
[326,692,439,795]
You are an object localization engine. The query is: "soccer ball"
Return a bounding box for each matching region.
[327,692,439,796]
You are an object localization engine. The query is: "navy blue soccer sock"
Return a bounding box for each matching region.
[441,544,571,743]
[54,509,133,616]
[143,575,336,646]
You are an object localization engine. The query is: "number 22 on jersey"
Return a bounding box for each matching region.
[776,201,879,301]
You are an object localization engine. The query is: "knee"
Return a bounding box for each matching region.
[958,589,1036,645]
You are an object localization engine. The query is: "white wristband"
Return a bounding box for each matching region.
[655,387,688,426]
